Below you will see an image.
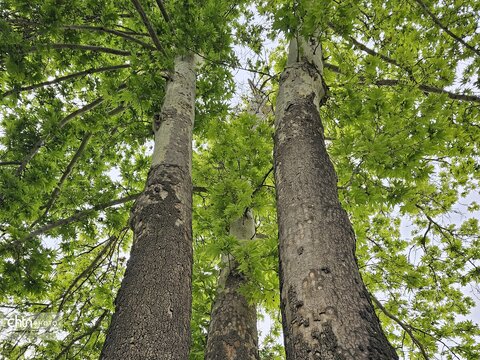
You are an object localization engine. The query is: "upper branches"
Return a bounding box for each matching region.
[1,64,130,98]
[130,0,165,54]
[413,0,480,58]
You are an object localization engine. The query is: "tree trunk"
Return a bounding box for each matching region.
[101,55,196,360]
[273,37,398,359]
[205,211,260,360]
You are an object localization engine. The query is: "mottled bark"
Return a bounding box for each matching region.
[274,37,398,359]
[205,211,260,360]
[101,55,196,360]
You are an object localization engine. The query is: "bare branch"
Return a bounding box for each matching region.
[130,0,165,54]
[372,79,480,103]
[371,295,430,360]
[32,43,131,56]
[347,36,413,76]
[2,64,130,97]
[193,186,208,193]
[413,0,480,57]
[252,167,274,196]
[25,194,140,239]
[416,83,480,103]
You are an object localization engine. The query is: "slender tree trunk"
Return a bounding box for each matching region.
[205,211,260,360]
[273,37,398,359]
[101,55,196,360]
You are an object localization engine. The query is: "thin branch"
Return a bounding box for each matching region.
[62,25,156,50]
[371,295,430,360]
[193,185,208,193]
[130,0,165,54]
[16,97,104,176]
[16,86,127,176]
[409,326,462,360]
[417,83,480,103]
[324,62,480,103]
[324,62,341,73]
[2,64,130,97]
[0,161,21,166]
[347,36,413,76]
[53,310,108,360]
[57,231,123,313]
[25,194,139,239]
[32,43,131,56]
[374,79,480,103]
[32,132,93,227]
[155,0,171,22]
[113,25,150,37]
[413,0,480,57]
[252,167,274,196]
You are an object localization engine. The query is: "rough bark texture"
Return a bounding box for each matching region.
[205,211,260,360]
[101,55,196,360]
[274,37,398,360]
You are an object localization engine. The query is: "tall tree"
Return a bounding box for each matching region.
[0,0,249,358]
[259,0,480,357]
[100,54,197,359]
[274,35,398,359]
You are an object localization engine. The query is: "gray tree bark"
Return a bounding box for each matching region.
[101,55,197,360]
[273,37,399,359]
[204,211,260,360]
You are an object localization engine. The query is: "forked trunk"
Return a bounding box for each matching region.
[101,55,196,360]
[274,37,398,359]
[205,211,260,360]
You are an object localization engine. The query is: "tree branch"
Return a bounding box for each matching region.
[32,132,93,227]
[2,64,130,97]
[413,0,480,57]
[130,0,165,54]
[347,36,413,76]
[0,161,21,166]
[32,43,131,56]
[252,167,274,196]
[324,62,480,103]
[53,310,108,360]
[16,97,104,176]
[25,194,140,240]
[57,230,124,313]
[371,295,430,360]
[61,25,156,50]
[155,0,171,23]
[16,86,127,176]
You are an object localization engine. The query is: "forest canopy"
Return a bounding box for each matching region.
[0,0,479,359]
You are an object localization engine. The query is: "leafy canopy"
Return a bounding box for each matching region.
[1,0,480,359]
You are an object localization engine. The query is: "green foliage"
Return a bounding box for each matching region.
[1,0,480,359]
[190,110,278,358]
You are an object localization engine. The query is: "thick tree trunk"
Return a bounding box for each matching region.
[205,211,260,360]
[274,37,398,359]
[101,55,196,360]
